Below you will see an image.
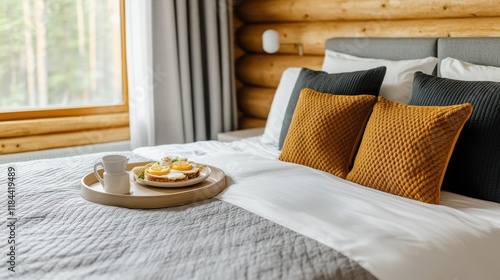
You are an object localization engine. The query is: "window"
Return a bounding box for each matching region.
[0,0,129,154]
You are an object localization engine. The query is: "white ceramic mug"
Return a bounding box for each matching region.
[94,155,130,194]
[101,172,130,194]
[94,155,129,175]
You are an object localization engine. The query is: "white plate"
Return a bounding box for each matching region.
[132,166,211,188]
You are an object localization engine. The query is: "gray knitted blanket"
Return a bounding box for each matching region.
[0,152,375,280]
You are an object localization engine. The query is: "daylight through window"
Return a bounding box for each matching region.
[0,0,124,115]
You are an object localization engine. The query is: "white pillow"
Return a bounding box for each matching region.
[440,57,500,82]
[260,67,302,146]
[322,50,438,104]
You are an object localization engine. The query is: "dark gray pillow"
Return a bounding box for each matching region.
[278,67,386,149]
[409,72,500,203]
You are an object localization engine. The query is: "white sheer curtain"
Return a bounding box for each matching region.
[126,0,236,149]
[125,0,155,148]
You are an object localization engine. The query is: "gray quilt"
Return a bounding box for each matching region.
[0,152,376,280]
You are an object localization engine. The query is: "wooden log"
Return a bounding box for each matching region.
[234,44,245,61]
[0,127,130,155]
[239,117,267,129]
[235,0,500,23]
[237,17,500,55]
[236,54,323,88]
[0,113,129,138]
[235,79,244,90]
[237,87,275,119]
[233,14,244,30]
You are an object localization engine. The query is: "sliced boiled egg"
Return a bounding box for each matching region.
[146,165,170,176]
[171,161,193,171]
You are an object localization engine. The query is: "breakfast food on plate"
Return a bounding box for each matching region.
[134,156,206,183]
[144,163,187,183]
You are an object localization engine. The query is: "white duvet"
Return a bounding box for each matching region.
[134,137,500,280]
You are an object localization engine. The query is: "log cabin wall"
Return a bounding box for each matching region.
[233,0,500,129]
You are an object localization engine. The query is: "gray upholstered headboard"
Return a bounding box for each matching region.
[325,38,438,60]
[437,38,500,68]
[326,37,500,70]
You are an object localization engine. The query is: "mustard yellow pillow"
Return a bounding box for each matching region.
[346,97,473,204]
[279,88,377,178]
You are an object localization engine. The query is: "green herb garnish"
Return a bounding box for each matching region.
[172,157,179,163]
[138,171,145,179]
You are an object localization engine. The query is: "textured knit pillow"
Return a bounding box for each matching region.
[346,97,472,204]
[278,67,386,149]
[279,88,377,179]
[409,72,500,203]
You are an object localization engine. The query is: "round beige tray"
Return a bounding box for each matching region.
[81,161,227,209]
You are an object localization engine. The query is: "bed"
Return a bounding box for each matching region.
[2,38,500,280]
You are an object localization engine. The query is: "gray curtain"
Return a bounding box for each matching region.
[151,0,236,144]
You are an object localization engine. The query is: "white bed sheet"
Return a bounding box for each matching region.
[133,136,280,160]
[133,138,500,280]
